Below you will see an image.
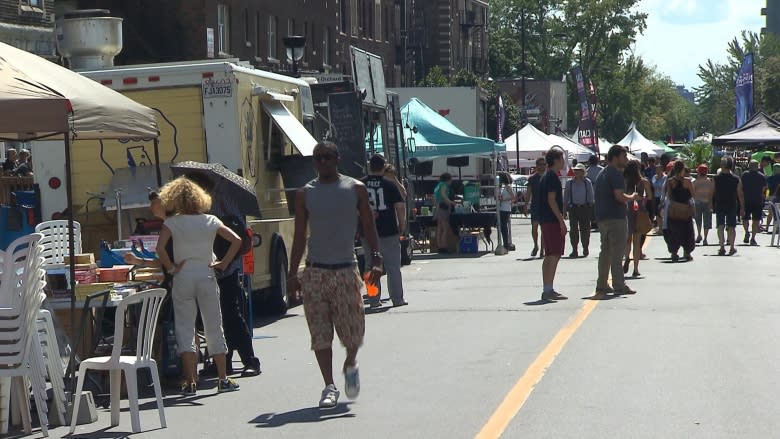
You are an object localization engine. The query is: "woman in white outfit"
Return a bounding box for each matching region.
[156,177,243,395]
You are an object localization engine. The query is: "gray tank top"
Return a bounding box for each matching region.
[304,175,359,264]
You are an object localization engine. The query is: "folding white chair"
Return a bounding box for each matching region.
[37,310,67,426]
[34,220,82,268]
[70,288,168,434]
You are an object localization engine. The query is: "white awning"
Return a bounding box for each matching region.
[262,99,316,157]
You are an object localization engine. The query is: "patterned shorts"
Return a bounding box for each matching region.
[301,266,365,351]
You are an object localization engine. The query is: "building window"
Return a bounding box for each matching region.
[374,0,381,40]
[310,23,316,63]
[21,0,41,6]
[268,15,278,59]
[217,3,230,54]
[323,27,331,66]
[288,18,295,36]
[351,0,359,36]
[244,8,249,45]
[339,0,347,34]
[255,12,261,57]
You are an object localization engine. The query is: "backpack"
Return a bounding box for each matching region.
[213,215,252,260]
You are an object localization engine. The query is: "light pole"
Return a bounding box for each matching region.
[283,35,306,77]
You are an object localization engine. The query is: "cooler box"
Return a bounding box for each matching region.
[459,233,479,254]
[463,182,480,208]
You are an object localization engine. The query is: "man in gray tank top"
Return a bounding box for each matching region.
[288,141,383,409]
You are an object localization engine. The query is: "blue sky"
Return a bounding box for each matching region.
[633,0,764,90]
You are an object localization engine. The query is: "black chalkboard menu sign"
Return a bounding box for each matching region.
[328,92,366,179]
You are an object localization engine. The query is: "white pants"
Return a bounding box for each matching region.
[172,267,228,356]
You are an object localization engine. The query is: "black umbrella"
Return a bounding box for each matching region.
[170,161,262,217]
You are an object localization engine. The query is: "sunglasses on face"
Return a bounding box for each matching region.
[313,153,338,162]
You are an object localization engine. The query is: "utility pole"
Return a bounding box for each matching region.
[517,7,527,171]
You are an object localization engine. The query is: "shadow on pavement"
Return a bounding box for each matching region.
[253,313,298,329]
[364,306,391,315]
[251,403,355,427]
[412,252,490,261]
[516,257,542,262]
[523,299,555,306]
[581,294,620,301]
[68,425,167,438]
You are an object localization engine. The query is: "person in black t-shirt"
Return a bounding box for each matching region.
[538,147,568,302]
[361,155,407,307]
[526,157,547,257]
[713,156,744,255]
[740,160,767,245]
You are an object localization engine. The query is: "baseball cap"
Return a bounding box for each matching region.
[573,163,586,171]
[773,163,780,169]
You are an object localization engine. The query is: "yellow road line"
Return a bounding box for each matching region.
[474,299,598,439]
[475,235,654,439]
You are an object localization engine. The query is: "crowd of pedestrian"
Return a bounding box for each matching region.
[525,144,778,302]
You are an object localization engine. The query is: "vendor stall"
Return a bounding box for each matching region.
[0,41,161,408]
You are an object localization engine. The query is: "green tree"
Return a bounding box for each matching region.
[417,66,449,87]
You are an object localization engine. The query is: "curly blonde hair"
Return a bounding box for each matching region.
[159,176,212,215]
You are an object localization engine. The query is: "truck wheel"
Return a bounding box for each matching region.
[268,248,289,315]
[401,237,413,265]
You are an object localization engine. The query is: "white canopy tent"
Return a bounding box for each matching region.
[617,122,666,157]
[503,124,557,162]
[548,133,595,163]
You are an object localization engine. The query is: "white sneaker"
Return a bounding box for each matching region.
[344,364,360,399]
[319,384,339,408]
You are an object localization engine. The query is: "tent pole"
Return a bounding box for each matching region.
[64,134,78,397]
[153,138,162,188]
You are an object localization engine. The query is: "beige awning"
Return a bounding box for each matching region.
[262,99,316,157]
[0,41,159,141]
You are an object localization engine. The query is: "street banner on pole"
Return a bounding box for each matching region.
[572,66,599,154]
[735,53,754,129]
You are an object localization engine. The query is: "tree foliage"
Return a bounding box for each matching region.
[695,31,780,135]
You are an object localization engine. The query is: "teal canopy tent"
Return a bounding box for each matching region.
[401,97,499,158]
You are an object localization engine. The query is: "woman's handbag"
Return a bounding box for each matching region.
[668,200,694,220]
[635,210,653,235]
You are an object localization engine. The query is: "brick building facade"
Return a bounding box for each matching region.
[59,1,488,85]
[0,0,56,58]
[410,0,489,79]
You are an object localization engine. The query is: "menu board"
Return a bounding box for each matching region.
[327,92,366,179]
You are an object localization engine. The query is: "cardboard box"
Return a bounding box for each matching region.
[63,254,95,265]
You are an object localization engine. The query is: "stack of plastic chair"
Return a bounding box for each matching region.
[70,288,168,434]
[34,220,82,268]
[0,233,50,437]
[36,310,67,426]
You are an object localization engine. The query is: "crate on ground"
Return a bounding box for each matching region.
[459,232,479,254]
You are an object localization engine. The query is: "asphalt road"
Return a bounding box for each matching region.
[32,217,780,438]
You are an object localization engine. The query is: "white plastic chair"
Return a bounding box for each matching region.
[70,288,168,434]
[0,233,49,436]
[771,203,780,247]
[36,310,67,426]
[34,220,82,267]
